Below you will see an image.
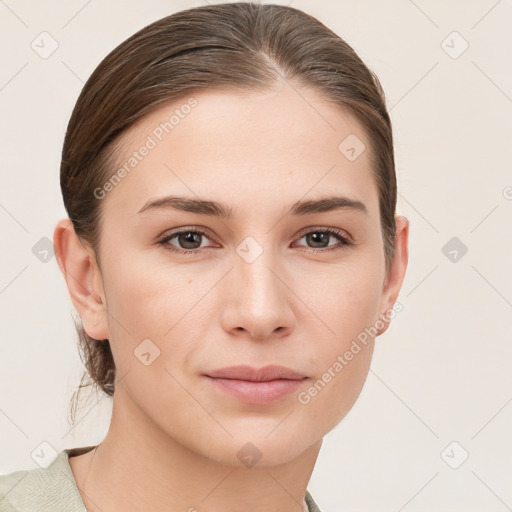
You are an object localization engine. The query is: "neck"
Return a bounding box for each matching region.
[73,385,321,512]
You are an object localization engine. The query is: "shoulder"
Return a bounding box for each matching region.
[0,447,94,512]
[1,448,323,512]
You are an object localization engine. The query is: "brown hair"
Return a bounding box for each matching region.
[61,2,397,423]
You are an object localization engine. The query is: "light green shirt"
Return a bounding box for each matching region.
[0,446,322,511]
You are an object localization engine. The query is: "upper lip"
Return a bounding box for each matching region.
[205,365,307,382]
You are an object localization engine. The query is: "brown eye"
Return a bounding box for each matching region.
[175,231,204,249]
[295,228,352,252]
[158,228,212,254]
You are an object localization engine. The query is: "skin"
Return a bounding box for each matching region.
[54,81,408,512]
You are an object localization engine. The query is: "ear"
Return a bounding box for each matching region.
[53,218,109,340]
[376,215,409,336]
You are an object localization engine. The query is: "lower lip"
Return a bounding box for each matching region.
[206,376,306,404]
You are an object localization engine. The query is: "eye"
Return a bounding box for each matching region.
[293,228,352,253]
[157,228,214,254]
[157,226,353,255]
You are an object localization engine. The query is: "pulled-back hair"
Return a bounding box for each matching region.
[61,2,397,423]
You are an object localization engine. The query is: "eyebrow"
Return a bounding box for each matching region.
[136,195,367,218]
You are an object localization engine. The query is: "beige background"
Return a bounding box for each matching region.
[1,1,511,510]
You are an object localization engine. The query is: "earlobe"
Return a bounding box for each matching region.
[53,218,109,340]
[376,215,409,336]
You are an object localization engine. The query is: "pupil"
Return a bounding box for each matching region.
[308,232,328,248]
[180,232,201,248]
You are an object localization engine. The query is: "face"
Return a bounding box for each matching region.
[79,83,404,467]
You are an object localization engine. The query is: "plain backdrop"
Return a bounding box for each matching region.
[1,1,511,511]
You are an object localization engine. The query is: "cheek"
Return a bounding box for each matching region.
[298,340,374,438]
[100,260,203,425]
[103,252,197,332]
[299,258,383,342]
[101,253,219,380]
[293,263,381,430]
[296,267,379,417]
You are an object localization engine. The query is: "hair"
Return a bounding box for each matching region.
[61,1,397,423]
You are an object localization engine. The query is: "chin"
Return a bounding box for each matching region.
[197,428,319,469]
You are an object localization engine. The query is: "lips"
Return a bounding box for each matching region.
[204,365,308,404]
[205,365,307,382]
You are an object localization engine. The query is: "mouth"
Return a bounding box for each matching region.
[204,365,309,404]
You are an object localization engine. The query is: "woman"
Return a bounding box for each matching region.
[0,2,408,510]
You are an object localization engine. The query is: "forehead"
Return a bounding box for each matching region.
[101,85,380,223]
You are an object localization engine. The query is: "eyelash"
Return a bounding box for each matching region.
[157,227,353,255]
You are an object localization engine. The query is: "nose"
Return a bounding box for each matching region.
[220,244,295,341]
